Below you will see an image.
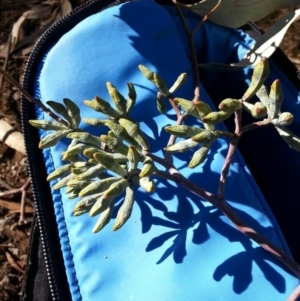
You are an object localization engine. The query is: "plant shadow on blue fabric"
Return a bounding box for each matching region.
[112,144,288,294]
[111,1,293,294]
[141,187,287,294]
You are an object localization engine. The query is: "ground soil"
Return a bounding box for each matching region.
[0,1,299,300]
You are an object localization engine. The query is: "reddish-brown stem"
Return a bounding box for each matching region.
[191,0,222,37]
[241,119,271,133]
[0,67,69,127]
[173,0,200,101]
[153,162,215,203]
[234,109,242,135]
[151,156,300,279]
[217,110,242,199]
[165,92,180,117]
[164,91,188,163]
[217,138,240,199]
[215,198,300,279]
[288,285,300,301]
[215,130,236,140]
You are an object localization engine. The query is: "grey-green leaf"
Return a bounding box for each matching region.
[106,82,127,114]
[76,164,106,180]
[92,200,115,233]
[83,118,110,126]
[164,138,199,153]
[46,101,72,126]
[127,145,140,172]
[93,152,127,177]
[112,186,135,231]
[242,58,269,102]
[165,125,205,138]
[156,93,167,115]
[52,173,76,190]
[47,164,72,181]
[62,143,88,160]
[79,177,121,197]
[39,129,73,149]
[73,193,103,215]
[179,0,300,28]
[90,194,114,217]
[169,73,187,94]
[126,83,137,114]
[84,96,121,119]
[268,79,284,119]
[275,126,300,152]
[29,120,69,131]
[63,98,81,129]
[67,132,102,147]
[188,145,210,168]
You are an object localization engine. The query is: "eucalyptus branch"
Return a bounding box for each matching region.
[0,68,69,127]
[15,2,300,294]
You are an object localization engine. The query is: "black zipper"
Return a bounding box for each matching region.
[20,2,300,300]
[21,0,129,300]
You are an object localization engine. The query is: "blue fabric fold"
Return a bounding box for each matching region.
[34,1,299,300]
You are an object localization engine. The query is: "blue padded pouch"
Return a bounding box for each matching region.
[21,0,300,300]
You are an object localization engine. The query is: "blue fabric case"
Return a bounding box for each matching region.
[32,0,300,300]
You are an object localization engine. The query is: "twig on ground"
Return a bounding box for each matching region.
[0,243,13,248]
[0,35,12,95]
[0,179,34,206]
[5,251,24,274]
[0,178,31,224]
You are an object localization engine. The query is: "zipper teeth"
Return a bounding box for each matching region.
[21,0,107,300]
[248,21,262,32]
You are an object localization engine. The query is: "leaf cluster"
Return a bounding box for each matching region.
[30,79,159,233]
[29,60,300,233]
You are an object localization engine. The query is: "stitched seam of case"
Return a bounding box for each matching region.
[47,146,83,301]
